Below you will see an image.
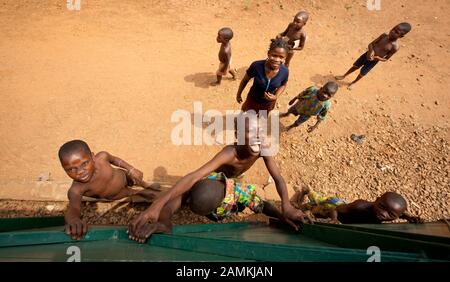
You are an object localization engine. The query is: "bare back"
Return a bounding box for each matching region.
[336,200,381,224]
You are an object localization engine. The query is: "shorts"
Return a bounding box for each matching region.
[307,190,346,218]
[242,95,276,114]
[353,52,379,76]
[207,172,264,219]
[288,106,311,126]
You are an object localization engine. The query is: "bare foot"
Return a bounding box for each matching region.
[230,69,238,80]
[335,75,345,80]
[210,81,220,86]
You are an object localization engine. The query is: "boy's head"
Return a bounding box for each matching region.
[389,22,411,40]
[372,192,407,221]
[58,140,95,183]
[317,81,338,101]
[217,27,233,43]
[235,112,261,153]
[293,11,309,29]
[188,179,225,215]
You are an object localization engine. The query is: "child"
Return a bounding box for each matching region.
[280,81,338,133]
[213,27,237,85]
[58,140,159,240]
[276,11,308,68]
[192,174,284,222]
[236,38,290,113]
[128,113,313,243]
[128,175,303,243]
[335,22,412,90]
[293,186,423,224]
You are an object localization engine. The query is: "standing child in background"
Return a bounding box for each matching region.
[58,140,159,240]
[213,27,237,86]
[236,38,290,114]
[280,81,338,133]
[276,11,308,68]
[335,22,412,90]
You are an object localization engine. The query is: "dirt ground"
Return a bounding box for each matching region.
[0,0,449,224]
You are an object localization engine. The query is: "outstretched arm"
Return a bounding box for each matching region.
[131,146,235,227]
[236,73,251,103]
[288,96,298,105]
[277,24,290,37]
[65,184,88,240]
[307,104,328,133]
[263,156,313,230]
[289,90,306,105]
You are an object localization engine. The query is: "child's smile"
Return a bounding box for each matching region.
[62,152,95,183]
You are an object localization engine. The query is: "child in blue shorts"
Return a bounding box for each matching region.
[335,23,412,90]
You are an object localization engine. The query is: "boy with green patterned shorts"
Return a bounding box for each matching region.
[281,81,338,133]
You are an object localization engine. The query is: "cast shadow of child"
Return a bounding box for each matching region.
[309,73,339,86]
[184,67,246,89]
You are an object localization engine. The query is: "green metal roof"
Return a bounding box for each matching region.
[0,217,448,262]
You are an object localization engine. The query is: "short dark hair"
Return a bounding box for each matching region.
[218,27,234,41]
[382,192,407,211]
[323,81,339,95]
[397,22,412,34]
[295,11,309,22]
[58,140,91,162]
[269,37,290,53]
[188,179,225,215]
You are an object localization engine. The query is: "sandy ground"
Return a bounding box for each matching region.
[0,0,449,224]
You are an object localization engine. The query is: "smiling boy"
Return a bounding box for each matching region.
[58,140,158,240]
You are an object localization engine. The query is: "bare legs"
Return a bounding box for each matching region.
[212,69,237,86]
[284,52,294,68]
[335,65,365,90]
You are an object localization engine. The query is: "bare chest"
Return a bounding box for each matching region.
[286,28,303,41]
[85,166,126,199]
